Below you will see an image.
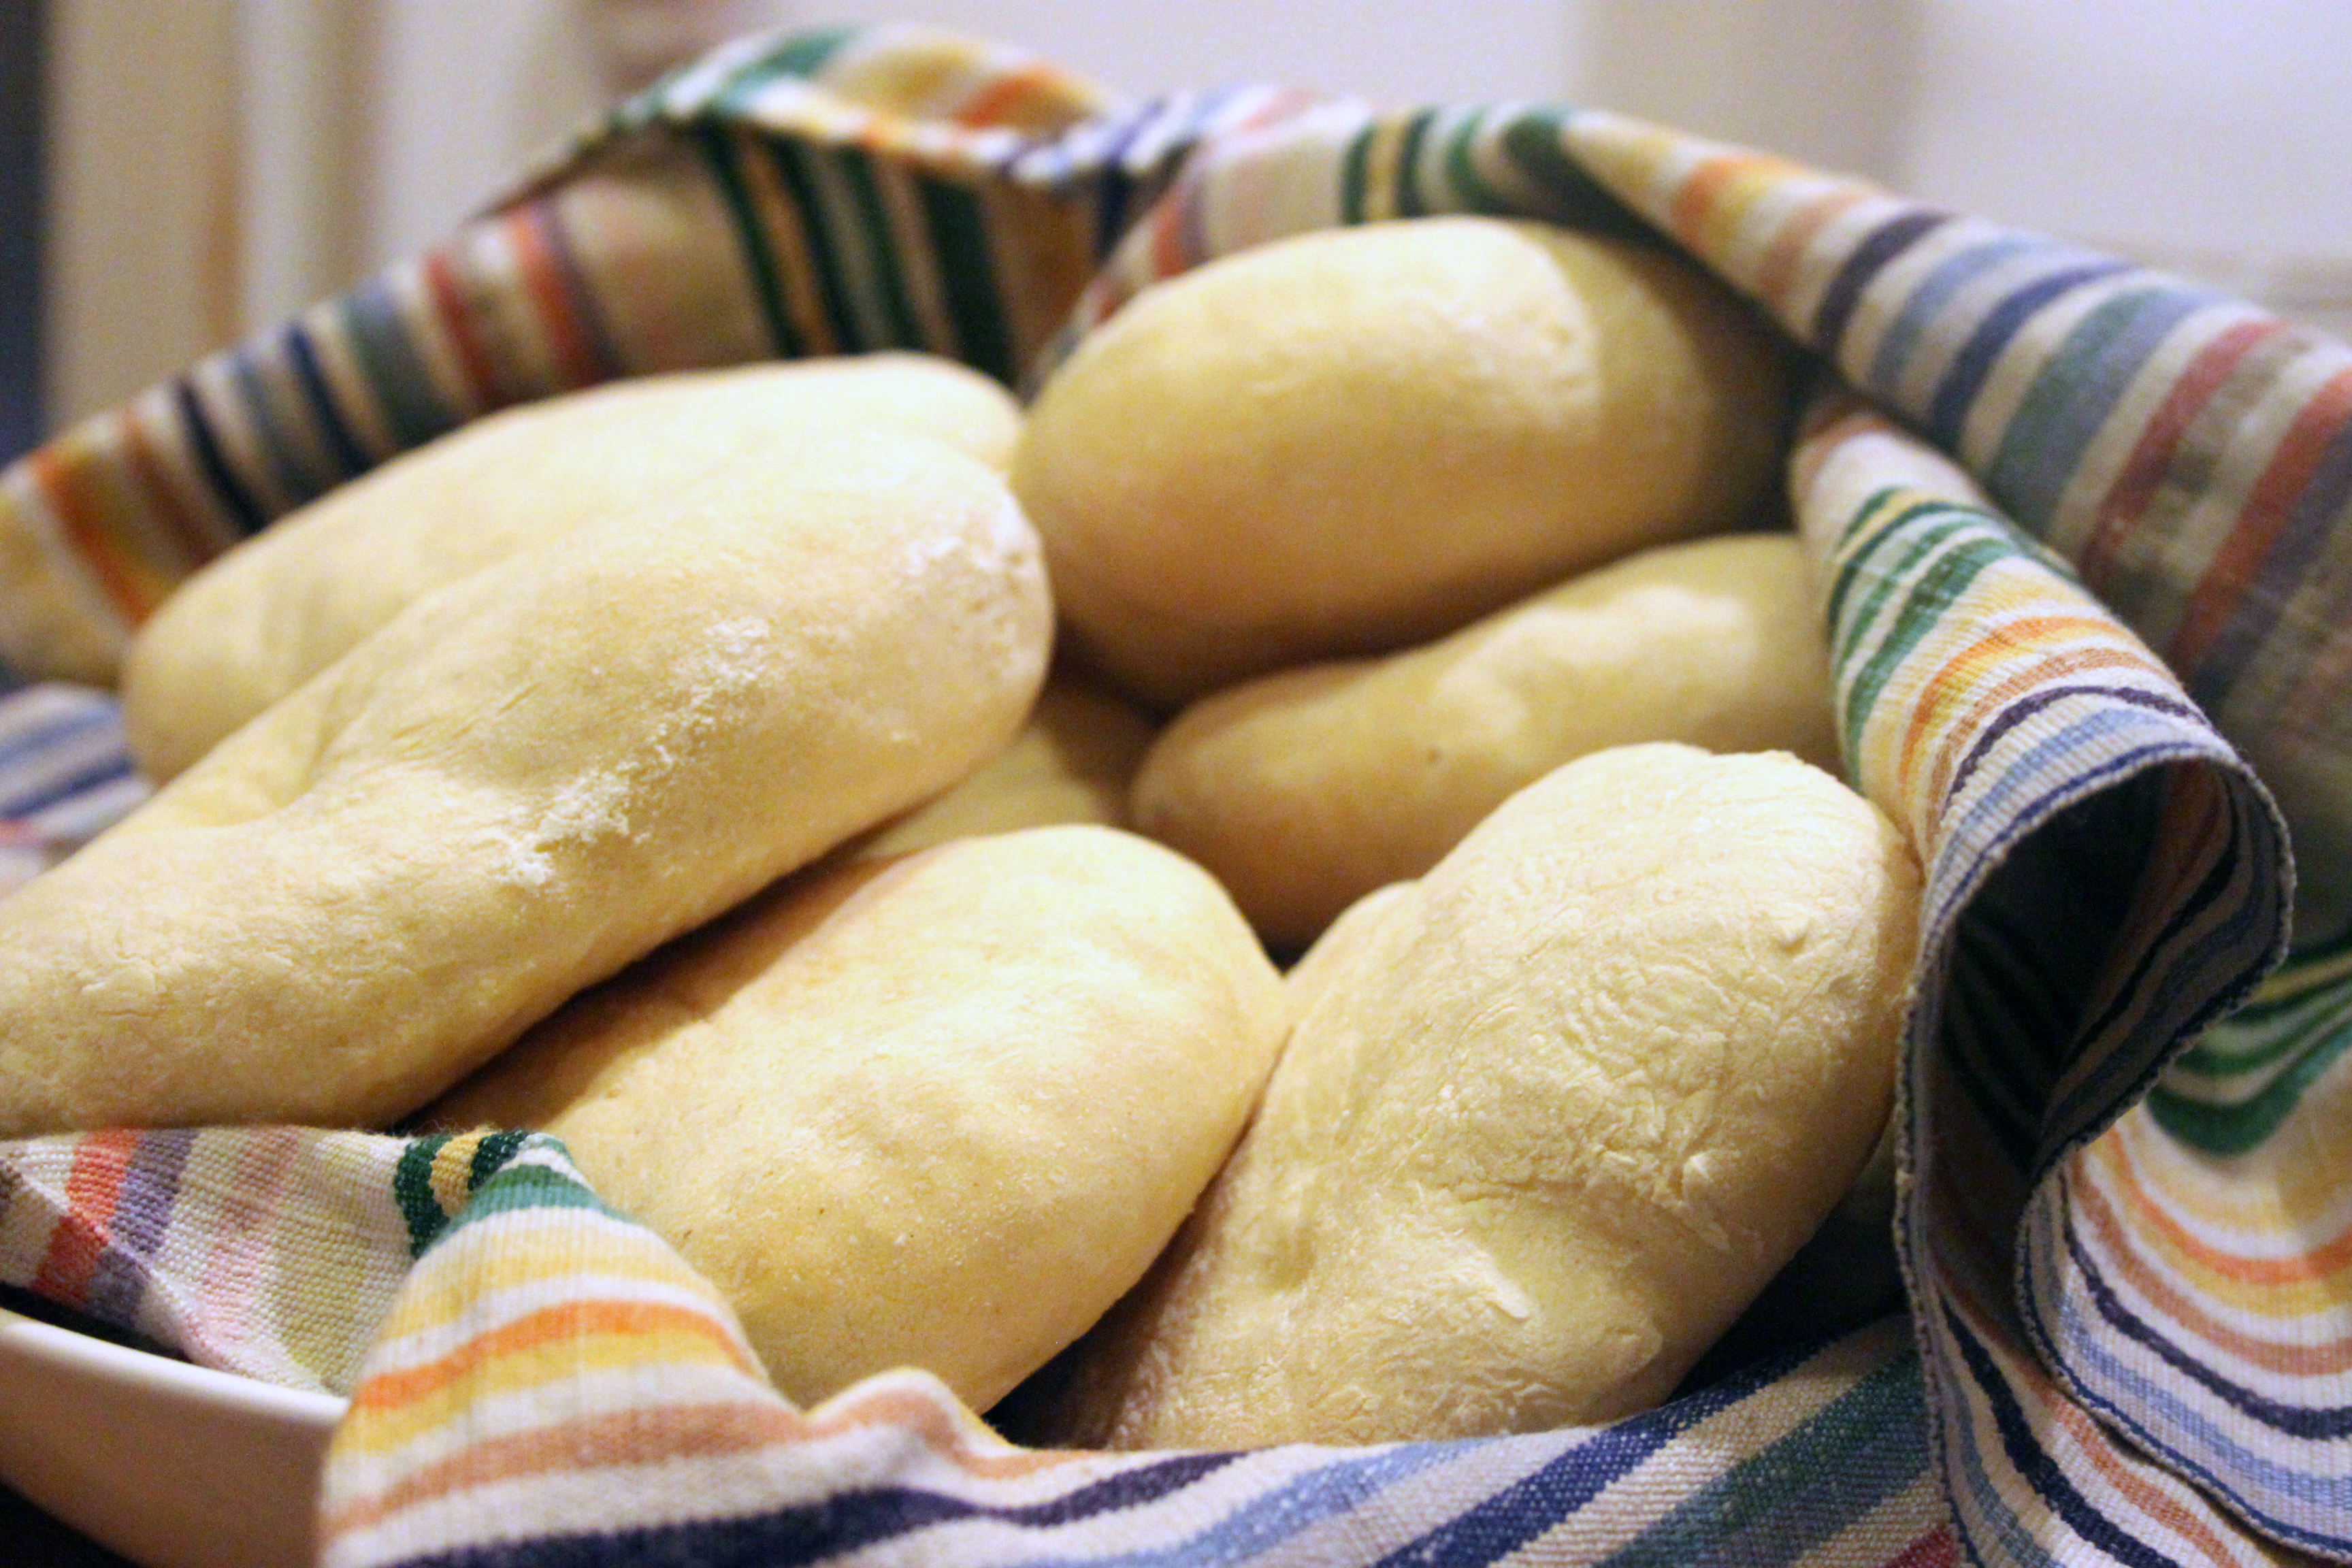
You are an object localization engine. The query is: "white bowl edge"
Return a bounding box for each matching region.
[0,1306,346,1568]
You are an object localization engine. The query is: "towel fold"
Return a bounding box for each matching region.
[5,22,2347,1567]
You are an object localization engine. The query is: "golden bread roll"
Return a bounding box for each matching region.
[427,826,1290,1412]
[847,676,1154,858]
[1130,533,1840,950]
[122,353,1022,779]
[1024,743,1921,1448]
[0,430,1049,1134]
[1011,216,1790,706]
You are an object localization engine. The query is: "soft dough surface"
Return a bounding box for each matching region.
[1130,534,1840,950]
[0,430,1050,1134]
[845,676,1154,859]
[1022,744,1921,1449]
[122,353,1023,780]
[427,826,1290,1413]
[1012,216,1789,706]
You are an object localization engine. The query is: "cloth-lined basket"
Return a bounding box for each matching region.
[5,23,2350,1567]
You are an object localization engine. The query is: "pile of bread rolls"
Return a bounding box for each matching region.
[0,216,1921,1448]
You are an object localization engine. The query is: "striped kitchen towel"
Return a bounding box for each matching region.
[2,20,2347,1568]
[1,1122,1950,1566]
[1,1126,451,1393]
[0,682,145,891]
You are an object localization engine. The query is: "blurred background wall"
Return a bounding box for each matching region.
[14,0,2352,455]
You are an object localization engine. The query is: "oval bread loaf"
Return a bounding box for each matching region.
[427,826,1290,1413]
[1011,216,1790,706]
[0,429,1049,1134]
[1023,743,1921,1449]
[122,353,1022,780]
[1130,533,1840,950]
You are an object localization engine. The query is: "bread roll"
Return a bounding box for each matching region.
[1028,744,1920,1448]
[122,353,1022,779]
[1130,533,1839,950]
[427,826,1290,1412]
[1012,216,1789,706]
[846,676,1154,858]
[0,430,1049,1134]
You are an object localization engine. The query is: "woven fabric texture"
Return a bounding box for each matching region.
[3,22,2348,1567]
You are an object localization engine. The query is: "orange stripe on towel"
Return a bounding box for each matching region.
[325,1398,806,1537]
[353,1298,762,1414]
[2168,363,2352,679]
[29,1130,140,1306]
[2072,1158,2352,1371]
[421,249,506,413]
[2094,1131,2352,1299]
[506,203,607,391]
[24,445,158,624]
[951,61,1060,129]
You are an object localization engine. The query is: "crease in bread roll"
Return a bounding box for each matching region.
[425,825,1290,1414]
[1017,743,1922,1450]
[0,430,1050,1135]
[1129,532,1840,951]
[1011,216,1792,706]
[842,675,1156,859]
[122,353,1023,781]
